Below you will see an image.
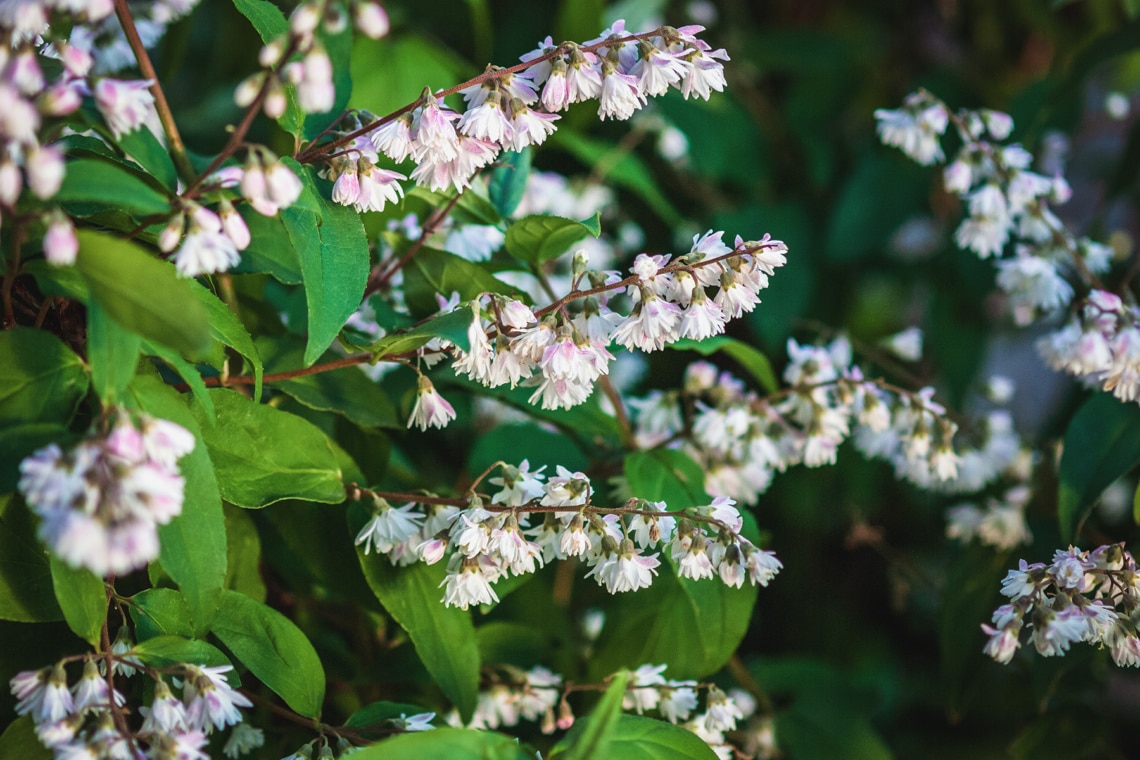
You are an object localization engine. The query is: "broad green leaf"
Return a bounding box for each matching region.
[487,148,532,218]
[825,156,926,263]
[192,281,263,401]
[0,329,88,428]
[369,301,478,358]
[257,337,398,429]
[669,337,778,393]
[56,158,172,216]
[49,557,106,646]
[624,450,710,510]
[133,634,232,670]
[231,0,287,42]
[349,32,468,121]
[75,230,211,360]
[1057,393,1140,541]
[0,716,51,759]
[550,131,680,222]
[551,670,628,760]
[403,247,529,317]
[580,715,718,760]
[505,214,601,265]
[406,187,502,227]
[0,495,62,623]
[223,505,266,602]
[356,546,480,722]
[211,589,326,717]
[129,587,194,640]
[116,127,178,190]
[234,206,302,284]
[775,708,893,760]
[143,340,215,422]
[346,701,436,731]
[280,190,370,366]
[347,727,533,760]
[191,389,345,508]
[86,299,141,405]
[129,374,227,635]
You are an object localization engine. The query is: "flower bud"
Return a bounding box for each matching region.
[290,3,321,36]
[354,1,390,38]
[43,212,77,266]
[158,215,185,253]
[220,201,251,251]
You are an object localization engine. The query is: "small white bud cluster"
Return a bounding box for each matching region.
[983,544,1140,667]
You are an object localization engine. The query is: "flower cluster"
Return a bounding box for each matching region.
[627,337,1023,506]
[410,230,786,421]
[445,663,757,760]
[1039,289,1140,404]
[318,19,728,204]
[11,656,255,759]
[982,544,1140,666]
[352,460,782,610]
[18,410,195,577]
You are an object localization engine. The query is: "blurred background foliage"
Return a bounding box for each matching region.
[14,0,1140,757]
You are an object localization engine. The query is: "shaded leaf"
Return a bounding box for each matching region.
[116,127,178,190]
[133,634,232,670]
[487,148,532,218]
[0,495,62,623]
[192,281,263,401]
[551,670,628,760]
[86,299,141,405]
[49,557,106,646]
[505,214,601,265]
[0,716,51,759]
[581,715,717,760]
[129,587,194,641]
[0,329,88,428]
[369,301,478,358]
[56,158,171,216]
[347,727,533,760]
[402,247,529,318]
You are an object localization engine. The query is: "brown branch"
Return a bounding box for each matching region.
[366,191,465,297]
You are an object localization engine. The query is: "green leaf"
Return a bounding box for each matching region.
[505,214,601,265]
[349,32,468,122]
[129,374,227,635]
[1057,393,1140,541]
[556,0,603,41]
[211,589,326,718]
[0,716,52,760]
[0,329,88,428]
[257,337,398,429]
[551,670,628,760]
[403,247,529,317]
[49,557,106,645]
[406,187,502,227]
[224,505,267,603]
[143,341,215,422]
[369,301,478,358]
[487,148,532,218]
[75,230,211,360]
[56,158,172,216]
[129,587,195,640]
[116,127,178,190]
[280,189,370,366]
[582,715,718,760]
[356,547,480,722]
[231,0,287,43]
[133,634,232,670]
[0,495,62,623]
[87,299,141,405]
[346,728,533,760]
[191,389,345,508]
[233,206,303,284]
[624,450,710,510]
[669,337,778,393]
[192,281,263,401]
[346,701,435,730]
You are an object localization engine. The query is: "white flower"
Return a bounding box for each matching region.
[440,558,501,609]
[585,541,660,594]
[94,78,155,137]
[222,723,265,757]
[355,501,425,555]
[184,664,252,733]
[407,376,457,431]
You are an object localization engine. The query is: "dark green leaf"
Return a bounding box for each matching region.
[257,337,398,429]
[939,544,1008,716]
[505,214,601,265]
[87,299,141,405]
[403,247,528,317]
[280,188,370,366]
[224,505,266,603]
[116,127,178,190]
[356,547,480,722]
[556,0,603,41]
[133,634,232,670]
[129,587,195,640]
[49,557,106,645]
[1057,393,1140,541]
[233,206,303,284]
[191,389,345,508]
[551,670,628,760]
[75,230,211,360]
[143,341,215,422]
[192,281,263,401]
[347,728,533,760]
[488,148,532,218]
[231,0,288,42]
[0,716,51,759]
[624,450,709,510]
[211,589,326,718]
[346,701,435,730]
[669,337,778,393]
[369,301,478,358]
[0,329,88,428]
[406,187,502,227]
[0,495,62,623]
[56,158,171,216]
[129,374,227,635]
[582,715,718,760]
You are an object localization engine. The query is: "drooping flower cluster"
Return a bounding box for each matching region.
[982,544,1140,667]
[18,410,195,577]
[1039,289,1140,404]
[409,231,786,421]
[318,19,728,204]
[444,663,756,760]
[626,337,1024,507]
[352,460,782,610]
[11,656,254,759]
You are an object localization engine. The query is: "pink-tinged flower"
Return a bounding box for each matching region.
[355,500,424,555]
[744,547,782,586]
[680,289,726,340]
[612,292,683,352]
[355,164,406,213]
[679,48,729,100]
[509,101,559,150]
[586,542,661,594]
[412,94,462,164]
[174,212,241,277]
[219,204,250,251]
[371,112,415,163]
[183,665,252,733]
[565,48,603,103]
[71,657,124,713]
[354,1,389,38]
[332,167,361,207]
[631,46,687,97]
[540,57,572,112]
[13,662,73,724]
[0,83,39,145]
[141,680,189,735]
[290,48,335,113]
[458,95,513,144]
[43,212,78,266]
[597,60,645,121]
[95,78,156,138]
[408,376,457,431]
[26,144,65,199]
